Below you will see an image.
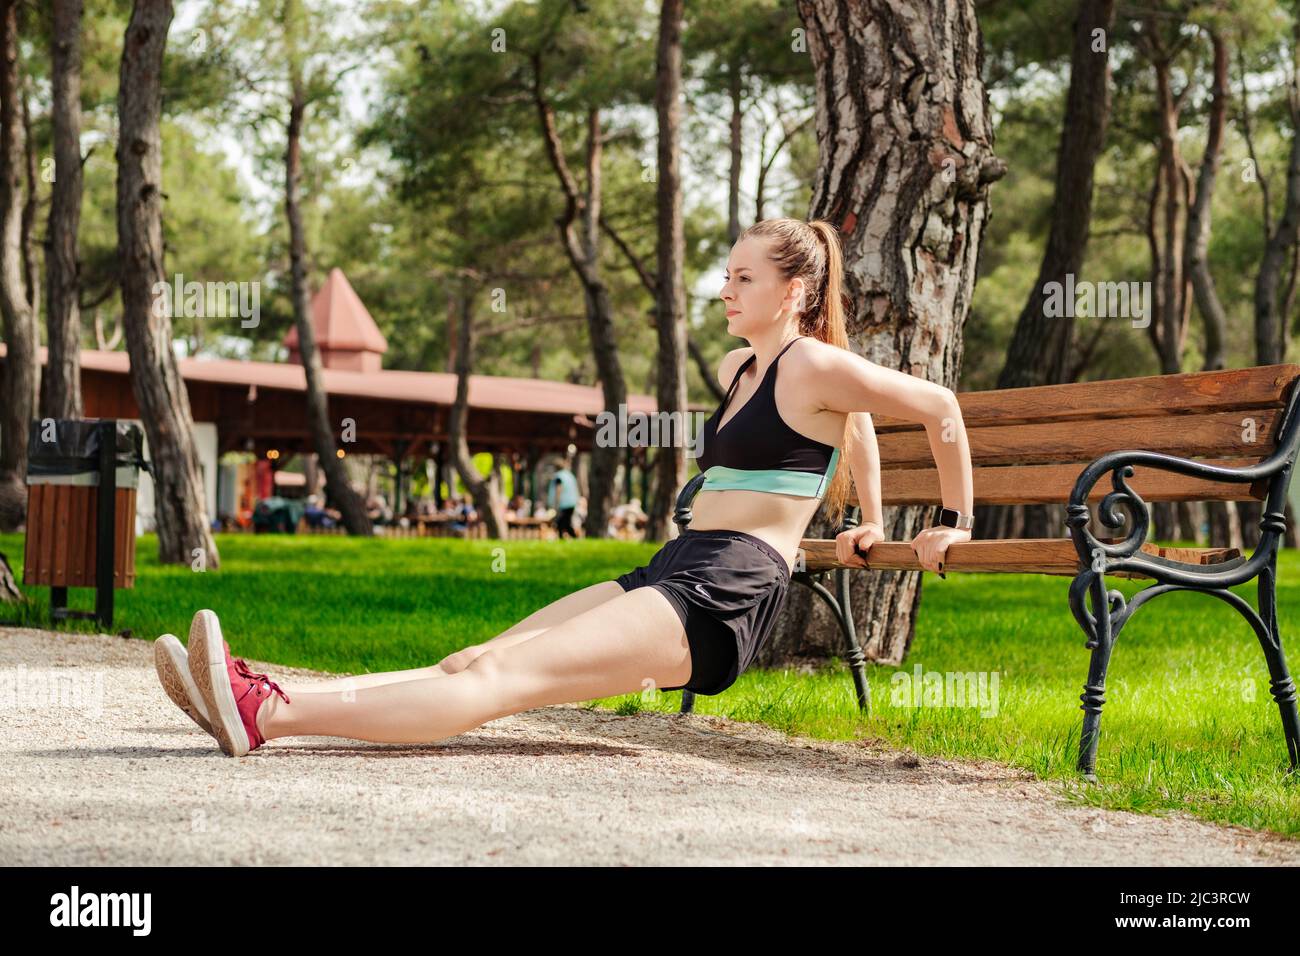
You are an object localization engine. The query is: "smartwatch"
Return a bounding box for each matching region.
[937,506,974,531]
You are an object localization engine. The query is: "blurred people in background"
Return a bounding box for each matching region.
[450,494,477,533]
[303,493,341,530]
[546,458,579,539]
[366,492,393,525]
[609,497,647,539]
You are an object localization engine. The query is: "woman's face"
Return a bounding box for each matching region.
[719,237,803,337]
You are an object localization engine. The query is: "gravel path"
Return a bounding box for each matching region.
[1,624,1296,866]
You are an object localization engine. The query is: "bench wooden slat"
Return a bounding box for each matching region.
[797,537,1243,578]
[867,363,1300,431]
[844,457,1270,506]
[873,408,1281,469]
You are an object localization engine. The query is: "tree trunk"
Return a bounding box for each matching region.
[1147,22,1191,375]
[1254,14,1300,367]
[687,334,725,403]
[1207,495,1243,551]
[1239,12,1300,553]
[93,305,123,350]
[533,70,625,539]
[1152,500,1178,541]
[0,0,38,529]
[727,54,743,244]
[1073,19,1194,542]
[975,0,1115,542]
[116,0,218,567]
[997,0,1115,389]
[19,75,36,323]
[648,0,687,542]
[1179,500,1201,545]
[448,279,506,538]
[1186,28,1229,372]
[283,31,370,536]
[783,0,1004,666]
[1187,28,1236,550]
[0,549,19,600]
[43,0,86,420]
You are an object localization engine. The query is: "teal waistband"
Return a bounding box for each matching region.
[699,448,840,499]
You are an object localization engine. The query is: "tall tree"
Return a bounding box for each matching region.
[116,0,219,567]
[447,270,508,538]
[648,0,687,541]
[979,0,1116,541]
[783,0,1005,665]
[44,0,87,419]
[282,0,371,535]
[1186,24,1239,550]
[532,60,628,540]
[19,60,36,327]
[1240,4,1300,551]
[1139,11,1196,377]
[1186,25,1231,374]
[0,0,38,529]
[1253,9,1300,367]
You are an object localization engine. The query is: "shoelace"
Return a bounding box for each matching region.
[232,657,291,704]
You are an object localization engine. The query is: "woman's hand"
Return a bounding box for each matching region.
[909,526,971,576]
[836,520,886,567]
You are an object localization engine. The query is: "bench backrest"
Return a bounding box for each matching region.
[850,364,1300,507]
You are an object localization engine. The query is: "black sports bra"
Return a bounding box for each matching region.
[695,336,840,498]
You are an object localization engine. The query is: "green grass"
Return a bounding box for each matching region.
[3,531,1299,838]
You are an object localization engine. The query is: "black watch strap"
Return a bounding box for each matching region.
[938,506,974,531]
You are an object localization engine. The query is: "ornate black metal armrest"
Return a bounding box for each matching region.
[1064,401,1300,586]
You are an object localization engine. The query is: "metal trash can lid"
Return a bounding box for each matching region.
[26,419,147,479]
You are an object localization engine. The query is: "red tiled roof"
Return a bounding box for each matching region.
[283,268,389,354]
[1,345,689,416]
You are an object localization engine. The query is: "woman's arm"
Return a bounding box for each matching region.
[845,411,884,528]
[834,411,888,568]
[806,346,974,574]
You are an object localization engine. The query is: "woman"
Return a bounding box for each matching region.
[154,217,975,757]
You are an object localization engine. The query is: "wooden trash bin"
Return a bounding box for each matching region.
[23,419,147,627]
[24,484,139,588]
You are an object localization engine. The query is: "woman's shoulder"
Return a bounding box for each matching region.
[787,335,846,375]
[717,347,755,389]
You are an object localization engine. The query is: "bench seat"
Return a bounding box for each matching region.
[797,537,1243,578]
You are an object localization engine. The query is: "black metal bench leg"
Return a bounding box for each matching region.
[792,570,871,712]
[1076,574,1119,782]
[1256,552,1300,774]
[835,565,870,711]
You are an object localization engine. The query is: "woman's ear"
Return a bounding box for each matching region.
[785,276,807,315]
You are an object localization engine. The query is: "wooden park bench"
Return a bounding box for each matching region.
[672,363,1300,781]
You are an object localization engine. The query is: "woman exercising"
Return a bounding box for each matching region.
[154,216,976,757]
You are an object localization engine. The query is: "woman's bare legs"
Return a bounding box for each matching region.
[274,580,627,696]
[254,584,691,745]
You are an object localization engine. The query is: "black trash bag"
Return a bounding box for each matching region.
[25,419,152,481]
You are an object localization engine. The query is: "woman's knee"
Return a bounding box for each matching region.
[437,645,485,674]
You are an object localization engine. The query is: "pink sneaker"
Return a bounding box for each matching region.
[153,633,214,736]
[186,609,290,757]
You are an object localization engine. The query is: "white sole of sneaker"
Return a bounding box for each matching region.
[154,634,214,736]
[187,609,249,757]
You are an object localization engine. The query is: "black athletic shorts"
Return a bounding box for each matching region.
[614,528,792,696]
